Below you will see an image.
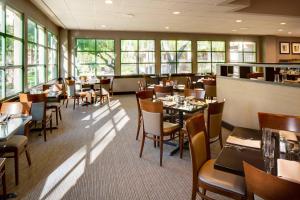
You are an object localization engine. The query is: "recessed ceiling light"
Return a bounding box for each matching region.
[240,27,248,30]
[288,32,292,34]
[278,29,283,32]
[232,29,237,32]
[280,22,286,25]
[101,25,106,28]
[105,0,113,4]
[235,19,242,23]
[173,11,181,15]
[165,26,170,30]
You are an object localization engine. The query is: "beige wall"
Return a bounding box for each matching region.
[261,36,300,62]
[67,29,262,77]
[217,76,300,129]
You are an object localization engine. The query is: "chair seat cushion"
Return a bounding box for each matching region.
[0,135,28,153]
[198,159,245,196]
[163,122,180,135]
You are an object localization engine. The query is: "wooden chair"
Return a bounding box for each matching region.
[0,103,32,185]
[184,89,206,101]
[154,85,173,98]
[137,79,146,91]
[203,79,216,101]
[100,78,113,97]
[0,158,6,196]
[93,83,110,105]
[258,112,300,133]
[207,101,225,148]
[139,99,183,166]
[243,161,300,200]
[135,90,154,140]
[42,84,62,126]
[185,114,246,200]
[19,93,53,141]
[65,80,87,109]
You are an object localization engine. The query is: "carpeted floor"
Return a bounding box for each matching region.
[5,95,232,200]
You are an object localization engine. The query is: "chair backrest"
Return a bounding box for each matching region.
[19,93,47,103]
[154,85,173,98]
[207,101,225,139]
[258,112,300,133]
[94,82,101,90]
[42,84,50,91]
[139,99,163,136]
[1,102,32,115]
[184,89,206,101]
[137,79,146,91]
[203,79,216,98]
[186,114,210,182]
[136,90,154,114]
[31,102,46,121]
[243,161,300,200]
[66,80,76,97]
[100,79,111,91]
[79,76,87,82]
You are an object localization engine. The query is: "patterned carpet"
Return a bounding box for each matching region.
[5,95,231,200]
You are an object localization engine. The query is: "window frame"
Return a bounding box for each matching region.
[47,31,58,81]
[120,39,155,75]
[75,38,115,77]
[160,40,192,74]
[0,4,24,100]
[197,40,226,74]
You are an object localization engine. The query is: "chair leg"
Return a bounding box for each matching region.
[55,107,58,126]
[160,137,163,166]
[43,123,47,142]
[136,116,142,140]
[50,118,53,134]
[191,186,197,200]
[154,136,156,148]
[65,98,69,108]
[219,132,223,149]
[139,133,146,158]
[59,109,62,121]
[179,131,183,159]
[14,151,19,185]
[2,167,6,196]
[73,98,76,110]
[25,145,32,166]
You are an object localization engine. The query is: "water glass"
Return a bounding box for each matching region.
[274,74,280,83]
[262,128,273,158]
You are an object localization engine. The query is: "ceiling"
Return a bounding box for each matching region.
[31,0,300,36]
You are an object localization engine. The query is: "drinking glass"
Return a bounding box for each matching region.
[262,128,272,158]
[274,74,280,83]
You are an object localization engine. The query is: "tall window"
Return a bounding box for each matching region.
[121,40,155,75]
[75,39,115,77]
[197,41,225,74]
[0,5,23,99]
[27,19,46,88]
[161,40,191,74]
[47,32,57,81]
[230,41,256,63]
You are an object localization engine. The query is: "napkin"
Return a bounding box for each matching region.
[226,136,261,149]
[163,101,176,107]
[279,130,298,142]
[277,159,300,184]
[190,101,205,106]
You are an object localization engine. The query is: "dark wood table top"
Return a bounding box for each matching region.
[214,127,278,176]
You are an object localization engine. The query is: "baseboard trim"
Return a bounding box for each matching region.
[112,91,136,95]
[222,121,235,131]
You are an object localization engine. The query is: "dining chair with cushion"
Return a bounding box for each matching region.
[93,83,110,105]
[19,93,53,141]
[207,101,225,148]
[135,90,154,140]
[184,89,206,101]
[154,85,173,98]
[100,78,113,97]
[258,112,300,133]
[185,114,246,200]
[65,80,87,109]
[0,103,32,185]
[139,99,183,166]
[42,84,62,126]
[243,161,300,200]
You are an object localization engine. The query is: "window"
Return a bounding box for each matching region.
[75,39,115,76]
[230,41,256,63]
[161,40,191,74]
[0,5,23,99]
[27,19,46,88]
[121,40,155,75]
[197,41,225,74]
[47,32,58,81]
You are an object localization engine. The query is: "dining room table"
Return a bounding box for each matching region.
[156,95,208,155]
[214,127,300,181]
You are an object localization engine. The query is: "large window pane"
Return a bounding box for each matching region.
[121,40,137,51]
[96,40,114,51]
[95,65,114,76]
[38,25,45,45]
[38,46,45,64]
[28,20,37,43]
[121,64,137,75]
[177,63,192,73]
[76,52,95,64]
[139,64,155,74]
[177,52,191,62]
[48,64,57,81]
[229,41,256,63]
[161,40,176,51]
[161,52,176,63]
[0,70,4,99]
[121,52,137,63]
[6,38,22,66]
[212,52,225,62]
[230,42,243,52]
[6,68,22,96]
[197,41,211,51]
[139,40,154,51]
[77,39,95,51]
[243,42,256,52]
[139,52,155,63]
[161,63,176,74]
[197,52,211,62]
[27,67,37,88]
[0,3,4,33]
[28,43,37,65]
[0,36,4,66]
[212,41,225,51]
[230,52,243,62]
[6,7,22,38]
[244,53,256,62]
[177,40,191,51]
[198,63,211,74]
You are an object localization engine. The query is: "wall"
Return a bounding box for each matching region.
[261,36,300,62]
[217,76,300,129]
[67,29,262,77]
